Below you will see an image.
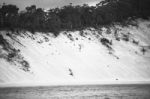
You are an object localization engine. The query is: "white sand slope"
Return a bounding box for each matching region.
[0,19,150,86]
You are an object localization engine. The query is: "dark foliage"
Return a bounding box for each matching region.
[0,0,150,35]
[100,38,113,51]
[20,60,30,72]
[122,34,129,41]
[132,39,139,45]
[101,38,112,45]
[0,34,11,51]
[0,33,30,72]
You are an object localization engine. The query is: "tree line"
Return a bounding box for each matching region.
[0,0,150,36]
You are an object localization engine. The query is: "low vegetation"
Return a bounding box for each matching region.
[0,34,30,72]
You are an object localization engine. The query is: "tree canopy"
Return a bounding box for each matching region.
[0,0,150,35]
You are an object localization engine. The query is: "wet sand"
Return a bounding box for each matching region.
[0,84,150,99]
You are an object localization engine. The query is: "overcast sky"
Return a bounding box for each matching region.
[0,0,101,11]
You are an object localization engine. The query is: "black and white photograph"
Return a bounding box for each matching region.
[0,0,150,99]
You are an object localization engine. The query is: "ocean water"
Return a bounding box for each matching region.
[0,84,150,99]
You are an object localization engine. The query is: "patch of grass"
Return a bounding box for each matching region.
[132,39,139,45]
[122,33,129,42]
[20,60,30,72]
[0,34,30,72]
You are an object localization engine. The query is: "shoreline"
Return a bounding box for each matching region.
[0,81,150,88]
